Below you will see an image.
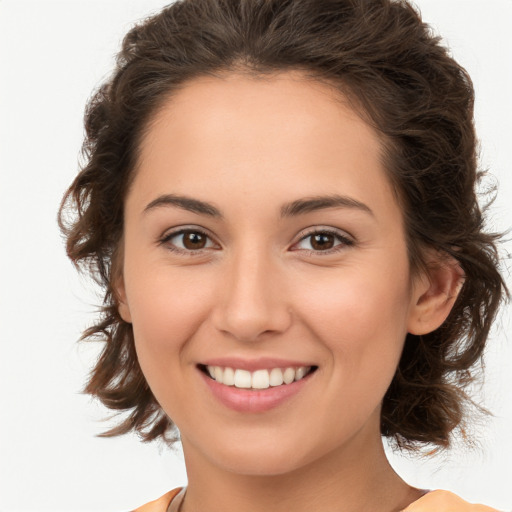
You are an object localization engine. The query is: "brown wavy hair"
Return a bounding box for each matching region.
[59,0,507,450]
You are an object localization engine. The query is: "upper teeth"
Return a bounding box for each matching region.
[206,365,311,389]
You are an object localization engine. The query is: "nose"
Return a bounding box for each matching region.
[211,248,292,342]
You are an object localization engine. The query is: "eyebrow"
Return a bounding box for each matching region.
[280,194,374,217]
[143,193,373,218]
[144,194,222,217]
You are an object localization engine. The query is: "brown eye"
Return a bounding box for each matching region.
[182,231,207,249]
[162,229,217,252]
[293,229,354,253]
[310,233,335,250]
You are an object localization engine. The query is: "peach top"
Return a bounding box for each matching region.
[133,487,185,512]
[132,487,437,512]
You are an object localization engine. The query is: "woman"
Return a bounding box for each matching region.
[59,0,507,510]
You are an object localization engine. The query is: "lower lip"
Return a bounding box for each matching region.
[199,370,313,413]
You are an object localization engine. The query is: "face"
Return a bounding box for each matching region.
[118,72,427,476]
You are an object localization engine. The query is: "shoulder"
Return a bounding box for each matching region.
[132,487,183,512]
[402,490,501,512]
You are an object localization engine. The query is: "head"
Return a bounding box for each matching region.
[59,0,505,459]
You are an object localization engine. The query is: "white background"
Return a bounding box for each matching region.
[0,1,511,511]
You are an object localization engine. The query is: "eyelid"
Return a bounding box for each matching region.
[158,225,221,253]
[290,226,355,253]
[295,225,354,239]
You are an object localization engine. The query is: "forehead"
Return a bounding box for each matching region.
[132,71,400,224]
[140,71,380,170]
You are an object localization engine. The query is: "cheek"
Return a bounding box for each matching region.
[123,263,213,375]
[295,266,411,395]
[297,265,411,339]
[123,266,221,425]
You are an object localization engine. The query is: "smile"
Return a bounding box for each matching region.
[203,365,315,390]
[199,363,318,413]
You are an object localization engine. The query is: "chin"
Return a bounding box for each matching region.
[212,435,332,477]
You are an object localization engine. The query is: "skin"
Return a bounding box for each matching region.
[402,491,500,512]
[118,71,464,512]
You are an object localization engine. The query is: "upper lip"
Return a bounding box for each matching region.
[200,357,316,372]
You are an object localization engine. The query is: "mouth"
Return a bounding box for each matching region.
[198,364,318,391]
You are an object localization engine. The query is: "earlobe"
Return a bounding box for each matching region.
[407,256,464,336]
[114,275,133,324]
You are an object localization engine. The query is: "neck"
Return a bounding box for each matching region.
[179,428,422,512]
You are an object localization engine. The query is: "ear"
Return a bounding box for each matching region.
[407,254,464,336]
[114,273,133,324]
[111,241,132,324]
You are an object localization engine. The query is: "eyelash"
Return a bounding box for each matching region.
[292,228,355,255]
[158,227,355,256]
[159,227,217,256]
